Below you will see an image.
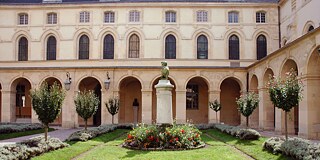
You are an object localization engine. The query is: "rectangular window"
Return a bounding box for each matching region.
[228,12,239,23]
[19,14,28,25]
[196,11,208,22]
[47,13,57,24]
[80,11,90,23]
[186,84,199,110]
[165,11,176,23]
[104,12,115,23]
[129,11,140,22]
[256,12,266,23]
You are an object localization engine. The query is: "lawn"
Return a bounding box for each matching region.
[0,128,55,140]
[34,129,289,160]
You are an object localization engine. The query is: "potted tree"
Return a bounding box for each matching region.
[105,97,120,124]
[236,92,259,128]
[209,99,221,123]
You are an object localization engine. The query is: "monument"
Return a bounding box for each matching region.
[155,61,174,124]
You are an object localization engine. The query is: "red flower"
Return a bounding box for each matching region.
[175,137,179,141]
[181,129,185,134]
[196,134,199,138]
[127,134,133,139]
[169,139,173,143]
[188,138,192,141]
[148,136,154,141]
[156,138,159,142]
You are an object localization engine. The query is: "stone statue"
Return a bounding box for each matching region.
[161,61,169,80]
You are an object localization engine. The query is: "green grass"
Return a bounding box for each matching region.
[0,128,55,140]
[204,129,290,160]
[34,129,291,160]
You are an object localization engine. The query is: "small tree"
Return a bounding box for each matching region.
[268,68,303,140]
[74,90,100,130]
[209,99,221,123]
[105,97,120,124]
[236,92,259,128]
[30,82,66,141]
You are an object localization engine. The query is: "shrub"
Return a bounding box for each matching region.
[209,100,221,123]
[0,123,43,134]
[236,92,259,127]
[105,97,120,124]
[0,136,69,160]
[214,124,261,140]
[263,137,284,154]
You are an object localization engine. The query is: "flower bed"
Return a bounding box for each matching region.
[123,123,205,150]
[214,124,260,140]
[0,123,43,134]
[263,137,320,160]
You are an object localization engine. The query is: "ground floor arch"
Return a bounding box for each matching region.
[11,78,32,123]
[152,77,176,123]
[220,77,241,126]
[185,77,209,124]
[119,76,142,124]
[249,75,259,128]
[78,77,102,126]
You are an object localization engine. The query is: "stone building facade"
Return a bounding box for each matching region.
[0,0,319,139]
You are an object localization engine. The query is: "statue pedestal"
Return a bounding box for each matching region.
[155,80,174,124]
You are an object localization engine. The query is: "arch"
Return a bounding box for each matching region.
[10,77,32,122]
[39,29,62,42]
[97,28,118,59]
[192,29,213,59]
[263,68,275,130]
[124,28,145,58]
[184,75,210,90]
[151,77,176,123]
[302,21,315,34]
[118,76,142,124]
[160,29,181,59]
[76,75,103,91]
[186,77,209,124]
[165,34,176,59]
[218,75,244,92]
[249,75,259,128]
[220,77,241,126]
[73,28,94,59]
[228,34,240,60]
[280,58,298,78]
[257,34,267,60]
[78,77,102,126]
[116,74,143,91]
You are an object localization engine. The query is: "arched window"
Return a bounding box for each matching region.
[257,35,267,60]
[197,35,208,59]
[128,34,139,58]
[308,25,314,32]
[165,35,176,59]
[79,35,89,59]
[46,36,56,60]
[229,35,239,60]
[103,34,114,59]
[18,37,28,61]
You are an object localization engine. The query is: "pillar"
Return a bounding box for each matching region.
[1,90,15,122]
[208,90,220,123]
[142,89,152,124]
[175,90,186,124]
[62,89,78,128]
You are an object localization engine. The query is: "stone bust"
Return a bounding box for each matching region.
[161,61,169,80]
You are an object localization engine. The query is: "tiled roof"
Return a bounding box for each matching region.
[0,0,278,4]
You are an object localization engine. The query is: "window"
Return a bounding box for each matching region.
[47,36,57,60]
[229,35,239,60]
[186,84,198,109]
[308,25,314,32]
[103,34,114,59]
[128,34,139,58]
[79,11,90,23]
[196,10,208,22]
[18,37,28,61]
[129,10,140,22]
[165,11,176,23]
[256,11,266,23]
[104,11,115,23]
[228,11,239,23]
[47,12,57,24]
[257,35,267,60]
[292,0,297,11]
[18,13,28,25]
[165,35,176,59]
[197,35,208,59]
[79,35,89,59]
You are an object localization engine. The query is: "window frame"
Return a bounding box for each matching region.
[197,35,208,59]
[18,37,28,61]
[256,11,266,23]
[196,10,208,23]
[129,10,140,23]
[256,34,267,60]
[128,34,140,58]
[47,12,57,24]
[228,11,239,23]
[165,34,176,59]
[18,13,28,25]
[79,11,90,23]
[228,34,240,60]
[104,11,115,23]
[46,36,57,60]
[78,35,90,59]
[103,34,114,59]
[165,11,176,23]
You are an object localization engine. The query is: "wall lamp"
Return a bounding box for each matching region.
[64,72,72,91]
[104,72,111,90]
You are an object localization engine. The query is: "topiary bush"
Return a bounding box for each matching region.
[214,124,261,140]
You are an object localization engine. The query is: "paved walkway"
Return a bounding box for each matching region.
[0,126,81,147]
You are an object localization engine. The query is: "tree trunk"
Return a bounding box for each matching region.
[285,111,288,140]
[44,125,48,141]
[216,112,218,123]
[246,116,249,128]
[85,120,88,130]
[112,115,114,124]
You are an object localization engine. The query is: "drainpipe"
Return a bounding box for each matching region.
[246,72,249,92]
[278,5,281,48]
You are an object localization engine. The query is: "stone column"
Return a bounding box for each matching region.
[101,90,111,125]
[155,80,174,124]
[62,89,78,128]
[175,89,186,124]
[1,90,15,122]
[275,108,283,133]
[208,90,220,123]
[141,90,152,124]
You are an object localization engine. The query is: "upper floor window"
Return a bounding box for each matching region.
[197,35,208,59]
[229,35,239,60]
[79,35,89,59]
[47,12,57,24]
[103,34,114,59]
[257,35,267,60]
[165,35,176,59]
[79,11,90,23]
[196,10,208,22]
[104,11,115,23]
[128,34,139,58]
[18,13,28,25]
[165,11,176,23]
[292,0,297,11]
[18,37,28,61]
[256,11,266,23]
[129,10,140,22]
[47,36,57,60]
[228,11,239,23]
